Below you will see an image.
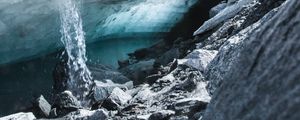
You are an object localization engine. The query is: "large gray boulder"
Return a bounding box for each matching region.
[202,0,300,119]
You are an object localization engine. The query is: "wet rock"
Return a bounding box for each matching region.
[33,95,51,118]
[172,98,208,118]
[102,87,132,110]
[148,110,175,120]
[120,59,155,84]
[52,91,81,117]
[0,112,36,120]
[93,80,133,102]
[178,49,218,71]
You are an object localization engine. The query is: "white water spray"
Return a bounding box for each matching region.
[57,0,93,103]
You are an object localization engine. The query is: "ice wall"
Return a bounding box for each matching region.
[0,0,198,65]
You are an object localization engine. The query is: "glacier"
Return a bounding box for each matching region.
[0,0,198,65]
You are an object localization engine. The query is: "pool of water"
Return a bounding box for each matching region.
[87,38,160,68]
[0,38,158,116]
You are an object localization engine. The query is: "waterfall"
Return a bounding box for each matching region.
[57,0,93,104]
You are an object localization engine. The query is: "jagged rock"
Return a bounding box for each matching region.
[148,110,175,120]
[172,98,208,118]
[52,91,81,117]
[101,87,132,110]
[203,0,300,119]
[120,59,155,84]
[59,109,108,120]
[205,5,281,95]
[193,0,254,35]
[178,49,218,71]
[93,80,133,102]
[33,95,51,118]
[209,2,227,18]
[0,112,36,120]
[101,98,120,111]
[200,0,284,50]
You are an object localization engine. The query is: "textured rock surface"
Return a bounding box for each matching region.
[178,49,218,71]
[34,95,52,118]
[0,112,36,120]
[203,0,300,119]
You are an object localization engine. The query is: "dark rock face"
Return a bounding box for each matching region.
[203,0,300,120]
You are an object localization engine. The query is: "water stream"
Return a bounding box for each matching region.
[58,0,92,103]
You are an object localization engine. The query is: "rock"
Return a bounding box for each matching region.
[49,108,58,118]
[53,91,81,117]
[101,98,120,111]
[120,59,155,84]
[93,80,133,102]
[88,64,131,84]
[60,109,108,120]
[33,95,51,118]
[201,0,284,50]
[0,112,36,120]
[100,87,132,110]
[145,74,164,84]
[205,4,281,95]
[109,87,132,105]
[178,49,218,71]
[203,0,300,119]
[209,2,227,18]
[172,98,208,118]
[148,110,175,120]
[193,0,253,35]
[155,48,180,66]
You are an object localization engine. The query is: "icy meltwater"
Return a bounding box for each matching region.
[0,38,159,116]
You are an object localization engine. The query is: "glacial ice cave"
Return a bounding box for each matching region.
[0,0,299,119]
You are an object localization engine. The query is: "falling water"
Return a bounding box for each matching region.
[58,0,93,104]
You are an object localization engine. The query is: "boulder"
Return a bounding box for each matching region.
[109,87,132,105]
[203,0,300,119]
[178,49,218,71]
[93,80,133,102]
[101,87,132,110]
[172,98,208,118]
[0,112,36,120]
[33,95,51,118]
[148,110,175,120]
[52,91,81,117]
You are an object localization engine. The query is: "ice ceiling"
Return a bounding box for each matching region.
[0,0,197,65]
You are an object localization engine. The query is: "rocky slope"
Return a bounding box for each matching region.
[1,0,300,120]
